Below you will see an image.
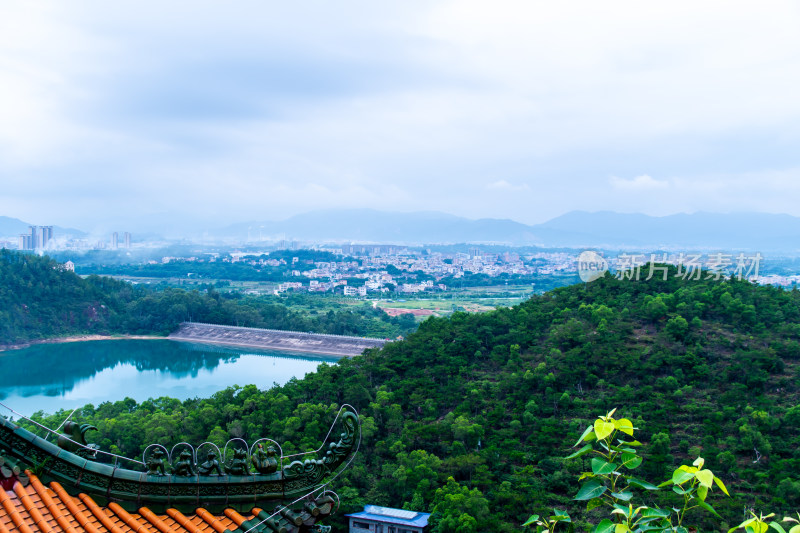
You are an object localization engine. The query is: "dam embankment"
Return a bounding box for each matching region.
[168,322,388,357]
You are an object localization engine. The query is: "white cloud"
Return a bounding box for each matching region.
[1,1,800,226]
[486,180,530,192]
[610,175,669,190]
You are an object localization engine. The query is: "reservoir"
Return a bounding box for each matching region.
[0,339,338,417]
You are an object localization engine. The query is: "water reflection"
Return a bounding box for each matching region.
[0,340,336,416]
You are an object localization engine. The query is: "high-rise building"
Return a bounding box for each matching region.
[41,226,53,248]
[29,226,38,249]
[111,232,119,249]
[123,232,131,248]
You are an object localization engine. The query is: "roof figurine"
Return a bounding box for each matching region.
[0,403,360,532]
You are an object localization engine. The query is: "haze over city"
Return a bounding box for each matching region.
[2,1,799,234]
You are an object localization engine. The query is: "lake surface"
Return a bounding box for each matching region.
[0,339,338,417]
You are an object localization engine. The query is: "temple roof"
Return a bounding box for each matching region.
[1,470,261,533]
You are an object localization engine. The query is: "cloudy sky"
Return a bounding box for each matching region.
[1,1,799,231]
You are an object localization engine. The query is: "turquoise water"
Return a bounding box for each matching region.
[0,339,337,417]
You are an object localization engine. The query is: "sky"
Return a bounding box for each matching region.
[1,1,800,232]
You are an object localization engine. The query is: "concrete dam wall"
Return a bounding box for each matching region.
[168,322,389,357]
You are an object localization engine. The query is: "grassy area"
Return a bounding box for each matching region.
[99,275,569,318]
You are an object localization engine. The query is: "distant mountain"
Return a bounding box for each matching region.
[535,211,800,250]
[217,209,548,245]
[212,209,800,250]
[0,216,86,239]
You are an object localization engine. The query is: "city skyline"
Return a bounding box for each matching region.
[1,1,799,231]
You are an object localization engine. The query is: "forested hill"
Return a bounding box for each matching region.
[0,250,415,345]
[28,266,800,531]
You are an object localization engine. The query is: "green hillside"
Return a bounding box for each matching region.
[0,250,415,345]
[24,265,800,531]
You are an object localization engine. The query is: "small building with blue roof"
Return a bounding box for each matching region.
[346,504,431,533]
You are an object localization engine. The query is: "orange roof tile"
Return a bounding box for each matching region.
[0,472,249,533]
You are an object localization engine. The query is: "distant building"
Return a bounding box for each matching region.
[111,232,119,249]
[41,226,53,248]
[343,285,367,297]
[124,231,131,248]
[346,505,430,533]
[18,225,53,250]
[64,260,75,272]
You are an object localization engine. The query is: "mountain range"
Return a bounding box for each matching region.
[0,217,86,240]
[2,210,798,251]
[217,209,800,251]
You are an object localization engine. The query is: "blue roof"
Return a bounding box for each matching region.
[346,505,431,528]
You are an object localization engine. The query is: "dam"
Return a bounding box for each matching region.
[168,322,389,356]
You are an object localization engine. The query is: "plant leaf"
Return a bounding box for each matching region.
[628,477,659,490]
[714,475,731,496]
[696,468,714,488]
[595,419,615,440]
[615,418,635,436]
[591,458,617,475]
[611,491,633,501]
[672,468,695,485]
[696,499,721,518]
[693,456,705,469]
[522,514,540,527]
[697,484,708,501]
[769,523,788,533]
[594,519,615,533]
[576,481,608,500]
[621,452,642,469]
[587,498,605,511]
[566,444,593,460]
[574,425,596,447]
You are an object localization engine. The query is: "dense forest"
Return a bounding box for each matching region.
[0,250,416,344]
[21,259,800,531]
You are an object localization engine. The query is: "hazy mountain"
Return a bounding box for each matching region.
[0,216,86,239]
[536,211,800,250]
[216,209,800,251]
[217,209,551,245]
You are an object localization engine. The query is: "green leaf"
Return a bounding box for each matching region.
[697,484,708,501]
[595,419,615,440]
[621,452,642,469]
[522,515,540,527]
[551,509,571,522]
[594,519,615,533]
[729,519,755,533]
[714,475,731,496]
[566,444,593,460]
[591,458,617,475]
[611,491,633,501]
[672,485,690,495]
[615,417,635,436]
[693,456,705,469]
[576,481,608,500]
[628,477,659,490]
[696,468,714,488]
[586,498,605,511]
[574,425,597,447]
[787,525,800,533]
[640,508,671,518]
[615,525,631,533]
[672,468,695,485]
[769,523,788,533]
[697,499,721,518]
